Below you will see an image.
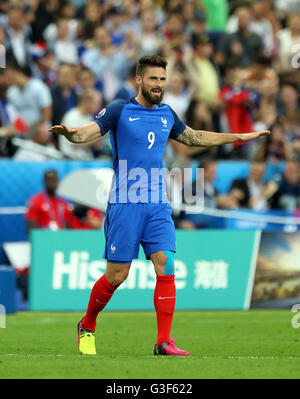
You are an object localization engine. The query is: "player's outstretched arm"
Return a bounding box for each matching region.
[174,126,270,147]
[48,122,102,144]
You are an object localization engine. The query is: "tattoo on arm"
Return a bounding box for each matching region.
[67,132,84,143]
[174,126,203,147]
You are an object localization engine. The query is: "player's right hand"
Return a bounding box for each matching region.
[48,124,78,136]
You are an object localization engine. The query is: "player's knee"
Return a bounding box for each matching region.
[111,269,129,287]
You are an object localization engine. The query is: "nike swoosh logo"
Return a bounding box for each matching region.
[158,296,176,300]
[96,299,107,305]
[129,117,141,121]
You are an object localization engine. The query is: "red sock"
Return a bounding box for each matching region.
[82,274,117,332]
[154,275,176,345]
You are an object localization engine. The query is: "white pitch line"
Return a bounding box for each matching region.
[1,354,300,360]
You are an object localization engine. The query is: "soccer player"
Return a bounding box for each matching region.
[49,55,270,356]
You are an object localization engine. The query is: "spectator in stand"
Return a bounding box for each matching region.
[82,25,132,103]
[13,121,58,161]
[104,5,127,47]
[201,0,228,32]
[192,33,220,107]
[29,0,60,43]
[178,158,241,229]
[276,14,300,74]
[163,45,200,114]
[163,68,190,122]
[79,1,103,42]
[216,4,264,68]
[76,66,98,96]
[4,4,33,68]
[228,161,269,211]
[59,89,103,159]
[43,2,78,51]
[226,0,275,57]
[0,67,28,157]
[53,18,79,64]
[265,161,300,213]
[218,61,259,159]
[188,9,208,48]
[241,56,279,157]
[138,8,163,57]
[255,121,292,162]
[171,99,217,162]
[51,63,78,126]
[25,169,71,231]
[114,64,137,101]
[120,0,142,34]
[5,59,52,128]
[67,204,104,230]
[276,83,300,120]
[241,56,279,101]
[274,0,300,23]
[161,12,188,57]
[31,48,57,87]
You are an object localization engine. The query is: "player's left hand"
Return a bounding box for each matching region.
[237,131,271,142]
[48,124,78,136]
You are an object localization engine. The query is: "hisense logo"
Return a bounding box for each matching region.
[52,252,187,290]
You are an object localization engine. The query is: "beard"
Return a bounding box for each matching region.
[141,84,164,105]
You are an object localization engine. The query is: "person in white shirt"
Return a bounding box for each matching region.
[14,121,59,161]
[277,14,300,73]
[163,69,190,122]
[53,18,79,65]
[59,89,103,159]
[138,9,164,57]
[5,60,52,127]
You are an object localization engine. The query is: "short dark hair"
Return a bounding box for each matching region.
[136,55,168,77]
[6,56,32,77]
[44,169,58,180]
[198,157,216,170]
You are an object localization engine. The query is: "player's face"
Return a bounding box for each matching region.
[138,67,166,105]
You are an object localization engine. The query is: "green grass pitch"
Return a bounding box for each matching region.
[0,310,300,379]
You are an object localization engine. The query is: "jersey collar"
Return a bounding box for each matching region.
[130,97,159,109]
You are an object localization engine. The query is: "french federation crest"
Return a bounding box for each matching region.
[161,117,167,128]
[96,108,106,118]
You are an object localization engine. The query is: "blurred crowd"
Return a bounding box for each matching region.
[0,0,300,219]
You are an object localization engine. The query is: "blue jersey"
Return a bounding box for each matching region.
[93,98,186,204]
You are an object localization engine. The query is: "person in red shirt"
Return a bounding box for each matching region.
[25,169,71,231]
[67,204,104,230]
[219,62,260,158]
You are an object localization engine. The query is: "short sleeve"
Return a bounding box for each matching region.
[168,107,186,139]
[93,100,126,136]
[36,80,52,107]
[25,197,39,221]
